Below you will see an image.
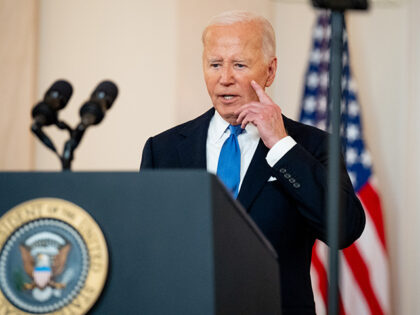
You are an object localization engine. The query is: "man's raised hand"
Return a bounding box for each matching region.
[235,80,288,149]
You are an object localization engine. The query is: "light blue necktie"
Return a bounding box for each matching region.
[217,124,244,198]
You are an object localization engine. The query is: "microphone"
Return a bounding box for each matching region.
[311,0,368,10]
[79,80,118,127]
[31,80,73,127]
[64,80,118,160]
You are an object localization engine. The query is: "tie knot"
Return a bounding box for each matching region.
[228,124,243,137]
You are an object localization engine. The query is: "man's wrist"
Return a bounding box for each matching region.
[265,136,297,167]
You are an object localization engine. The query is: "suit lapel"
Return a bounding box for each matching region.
[175,110,292,207]
[176,108,214,169]
[237,139,272,211]
[237,116,293,211]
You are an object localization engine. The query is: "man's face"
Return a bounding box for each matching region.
[202,21,277,125]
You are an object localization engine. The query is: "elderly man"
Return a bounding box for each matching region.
[141,11,365,315]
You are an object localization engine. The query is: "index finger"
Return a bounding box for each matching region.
[251,80,273,104]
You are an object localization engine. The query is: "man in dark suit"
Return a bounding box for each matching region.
[141,10,365,315]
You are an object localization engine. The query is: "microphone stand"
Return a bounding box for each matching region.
[31,119,88,171]
[31,80,117,171]
[62,139,76,171]
[61,123,87,171]
[326,11,344,315]
[309,3,368,314]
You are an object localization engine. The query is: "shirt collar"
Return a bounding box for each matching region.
[208,110,229,143]
[208,110,260,144]
[244,121,259,139]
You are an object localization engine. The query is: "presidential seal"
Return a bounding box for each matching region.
[0,198,108,314]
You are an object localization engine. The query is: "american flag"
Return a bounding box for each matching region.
[299,11,390,315]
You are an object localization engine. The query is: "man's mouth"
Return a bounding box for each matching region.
[218,94,239,103]
[222,95,235,100]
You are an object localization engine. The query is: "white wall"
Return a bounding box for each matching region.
[0,0,38,170]
[36,0,177,170]
[404,0,420,313]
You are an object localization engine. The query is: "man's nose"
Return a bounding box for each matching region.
[219,66,235,86]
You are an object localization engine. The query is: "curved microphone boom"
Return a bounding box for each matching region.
[31,80,73,155]
[61,80,118,170]
[29,78,118,171]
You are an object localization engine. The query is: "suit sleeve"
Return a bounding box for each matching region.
[140,137,154,170]
[270,135,366,249]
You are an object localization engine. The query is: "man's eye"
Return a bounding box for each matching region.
[235,63,246,68]
[210,63,221,68]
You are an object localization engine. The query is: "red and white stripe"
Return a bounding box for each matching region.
[300,11,391,314]
[311,181,390,315]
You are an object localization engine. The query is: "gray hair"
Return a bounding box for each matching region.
[202,10,276,62]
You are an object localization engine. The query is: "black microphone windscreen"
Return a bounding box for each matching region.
[79,101,105,125]
[44,80,73,110]
[91,80,118,109]
[31,102,56,126]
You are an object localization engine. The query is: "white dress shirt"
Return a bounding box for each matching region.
[206,110,297,191]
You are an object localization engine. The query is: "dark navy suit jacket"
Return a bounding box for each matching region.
[140,108,365,315]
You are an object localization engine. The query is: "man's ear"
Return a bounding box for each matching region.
[265,57,277,88]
